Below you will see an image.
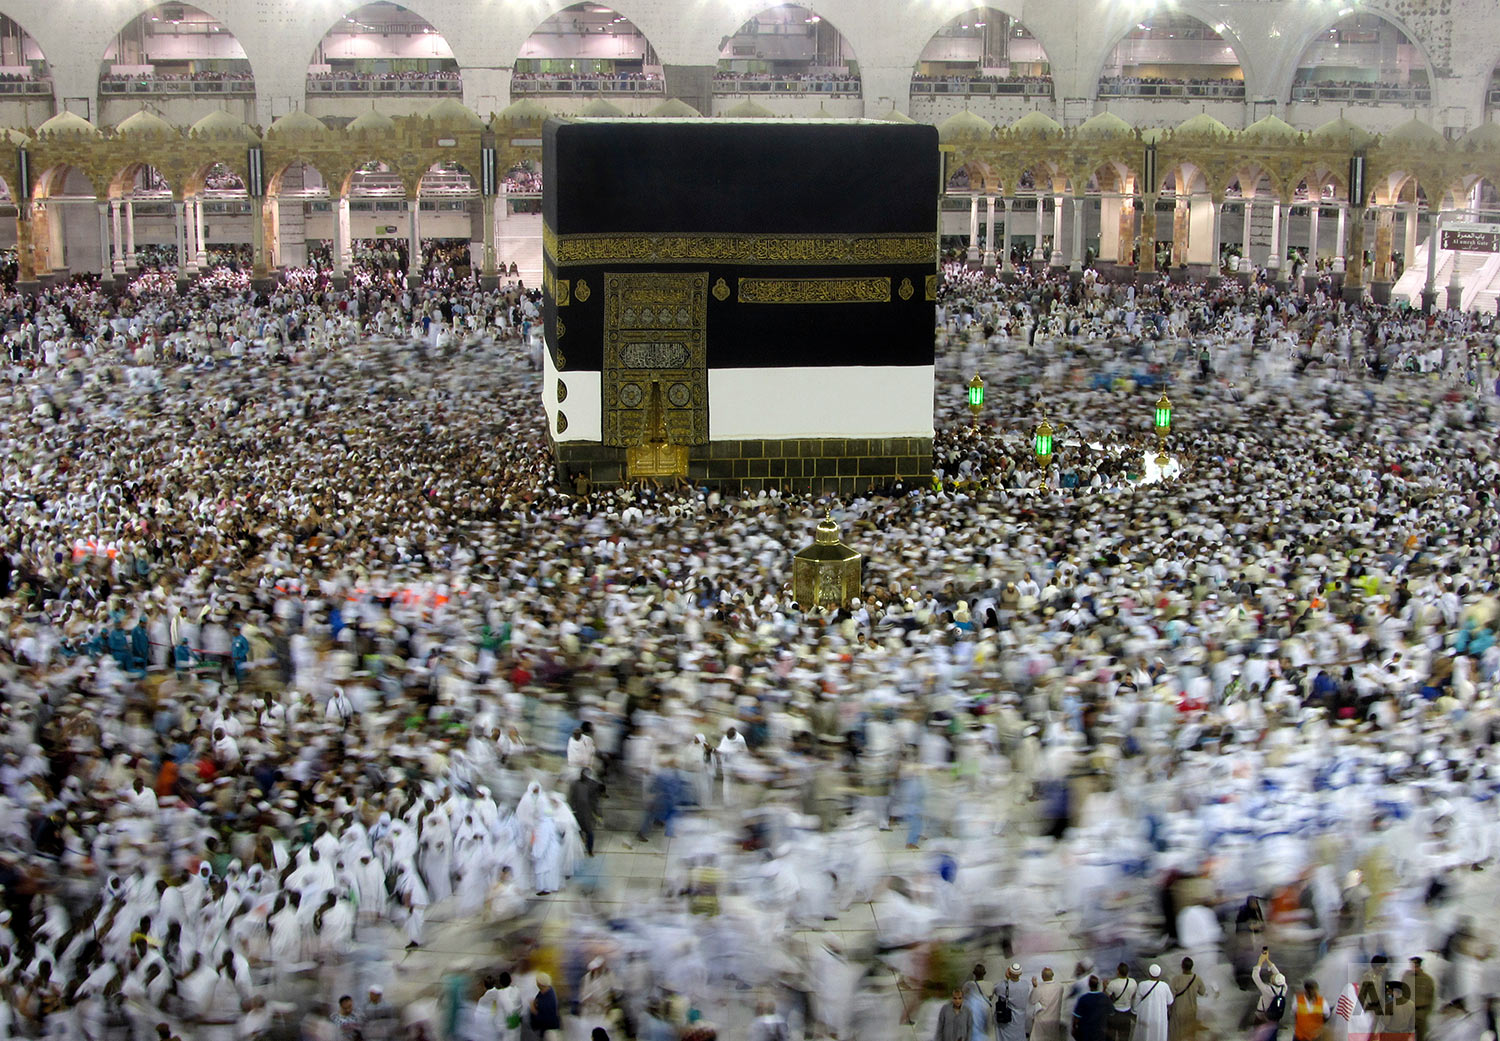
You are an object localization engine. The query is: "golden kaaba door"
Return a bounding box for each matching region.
[602,272,709,449]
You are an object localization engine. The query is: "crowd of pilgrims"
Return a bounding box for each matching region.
[0,251,1496,1041]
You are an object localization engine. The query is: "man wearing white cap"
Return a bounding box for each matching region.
[360,985,397,1041]
[1133,965,1173,1041]
[1253,951,1290,1040]
[995,963,1030,1041]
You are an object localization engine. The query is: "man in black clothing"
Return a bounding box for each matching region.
[1073,976,1111,1041]
[567,767,606,856]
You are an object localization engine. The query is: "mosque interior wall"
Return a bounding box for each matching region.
[0,0,1495,132]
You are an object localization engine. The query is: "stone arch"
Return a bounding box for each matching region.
[107,160,176,200]
[1282,10,1434,106]
[305,1,461,88]
[266,157,333,197]
[1224,165,1285,202]
[0,9,49,78]
[417,159,479,198]
[1288,164,1348,202]
[717,4,861,93]
[1084,160,1134,194]
[32,163,102,200]
[341,158,408,199]
[946,159,1001,194]
[100,2,254,94]
[1014,161,1067,194]
[1095,11,1249,100]
[1478,50,1500,119]
[1159,161,1210,197]
[1374,171,1436,207]
[514,2,660,86]
[182,159,247,197]
[1455,174,1500,212]
[910,7,1051,99]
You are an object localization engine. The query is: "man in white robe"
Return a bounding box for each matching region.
[716,726,749,806]
[995,963,1031,1041]
[1132,964,1173,1041]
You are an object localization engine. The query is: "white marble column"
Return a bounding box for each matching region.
[407,198,422,282]
[1448,245,1464,309]
[1241,199,1253,264]
[1210,198,1222,275]
[982,195,997,269]
[184,199,200,275]
[1033,194,1045,260]
[1424,208,1442,306]
[1267,201,1282,272]
[109,199,124,276]
[195,197,208,269]
[1308,204,1321,267]
[1001,197,1014,273]
[124,199,136,268]
[1403,201,1419,272]
[340,197,352,270]
[96,202,111,281]
[332,195,346,278]
[1050,193,1064,266]
[1069,194,1084,273]
[1335,203,1347,266]
[967,193,980,263]
[174,200,187,274]
[481,195,496,278]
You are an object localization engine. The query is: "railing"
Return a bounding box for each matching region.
[912,80,1053,99]
[1096,81,1246,99]
[510,77,664,95]
[712,77,861,96]
[1290,84,1431,104]
[306,77,461,95]
[101,78,254,97]
[0,79,49,96]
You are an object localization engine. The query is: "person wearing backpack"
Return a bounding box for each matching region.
[1253,951,1290,1039]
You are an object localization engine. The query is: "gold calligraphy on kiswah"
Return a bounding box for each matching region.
[543,226,936,267]
[737,277,892,305]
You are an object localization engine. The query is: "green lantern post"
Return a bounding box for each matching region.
[1034,416,1055,467]
[967,373,985,420]
[1153,391,1172,466]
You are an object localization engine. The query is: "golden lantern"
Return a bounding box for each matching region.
[792,513,862,609]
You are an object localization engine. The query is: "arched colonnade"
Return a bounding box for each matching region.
[7,98,546,287]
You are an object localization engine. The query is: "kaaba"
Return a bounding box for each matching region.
[541,117,939,493]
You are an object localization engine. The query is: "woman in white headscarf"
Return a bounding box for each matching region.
[528,796,563,895]
[548,791,585,881]
[515,781,547,834]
